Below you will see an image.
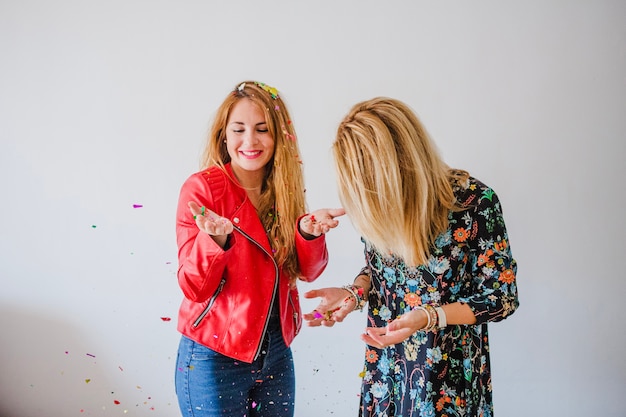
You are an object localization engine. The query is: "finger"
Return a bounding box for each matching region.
[360,333,384,349]
[364,327,387,337]
[188,201,202,216]
[326,208,346,219]
[305,319,322,327]
[364,329,390,347]
[303,289,323,299]
[302,312,318,321]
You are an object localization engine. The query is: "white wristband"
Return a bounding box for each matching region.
[435,306,447,329]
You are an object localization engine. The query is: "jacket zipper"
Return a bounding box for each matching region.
[288,290,299,330]
[192,277,226,328]
[231,225,280,361]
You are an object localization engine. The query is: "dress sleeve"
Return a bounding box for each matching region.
[456,188,519,324]
[176,173,232,303]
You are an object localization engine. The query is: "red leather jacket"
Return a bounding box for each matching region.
[176,164,328,363]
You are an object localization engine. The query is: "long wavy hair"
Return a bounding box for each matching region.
[333,97,468,267]
[200,81,307,278]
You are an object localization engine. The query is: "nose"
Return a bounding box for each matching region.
[241,130,259,146]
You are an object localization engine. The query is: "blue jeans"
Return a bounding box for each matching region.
[175,329,295,417]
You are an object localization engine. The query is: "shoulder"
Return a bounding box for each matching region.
[180,166,230,200]
[452,175,501,209]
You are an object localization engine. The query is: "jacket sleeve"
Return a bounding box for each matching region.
[456,188,519,324]
[176,173,231,303]
[294,215,329,282]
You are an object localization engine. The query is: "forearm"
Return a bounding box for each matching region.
[353,274,371,296]
[441,302,476,326]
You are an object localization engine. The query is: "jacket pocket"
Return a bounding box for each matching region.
[192,278,226,328]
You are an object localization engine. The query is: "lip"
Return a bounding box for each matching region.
[239,150,262,159]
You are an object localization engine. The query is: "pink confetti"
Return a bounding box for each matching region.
[133,204,143,208]
[160,317,171,321]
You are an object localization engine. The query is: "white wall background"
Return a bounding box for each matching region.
[1,1,625,416]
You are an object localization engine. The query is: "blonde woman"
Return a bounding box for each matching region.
[304,97,519,417]
[175,81,344,417]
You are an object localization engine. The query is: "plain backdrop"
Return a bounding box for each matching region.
[1,1,625,416]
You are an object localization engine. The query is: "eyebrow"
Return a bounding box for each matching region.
[229,121,267,127]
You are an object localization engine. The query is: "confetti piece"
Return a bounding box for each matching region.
[118,366,124,371]
[85,379,91,383]
[114,400,121,405]
[91,225,97,228]
[86,353,96,358]
[133,204,143,208]
[160,317,171,321]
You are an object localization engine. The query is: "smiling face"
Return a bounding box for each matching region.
[225,98,275,188]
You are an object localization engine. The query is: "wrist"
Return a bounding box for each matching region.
[342,284,366,311]
[412,304,440,332]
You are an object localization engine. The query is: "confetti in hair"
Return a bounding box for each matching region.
[254,82,279,99]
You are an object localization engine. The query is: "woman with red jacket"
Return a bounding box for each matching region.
[175,81,344,417]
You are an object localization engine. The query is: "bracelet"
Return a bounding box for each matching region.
[342,284,366,312]
[413,306,431,330]
[434,306,447,329]
[413,304,440,332]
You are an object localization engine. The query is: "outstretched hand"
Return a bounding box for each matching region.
[188,201,234,240]
[302,287,356,327]
[299,208,345,238]
[360,309,426,348]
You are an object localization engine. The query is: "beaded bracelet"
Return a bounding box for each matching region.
[342,284,366,311]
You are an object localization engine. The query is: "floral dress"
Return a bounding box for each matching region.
[358,176,519,417]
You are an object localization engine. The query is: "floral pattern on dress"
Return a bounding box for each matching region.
[358,176,519,417]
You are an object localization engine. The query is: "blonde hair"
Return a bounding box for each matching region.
[201,81,306,277]
[333,97,466,267]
